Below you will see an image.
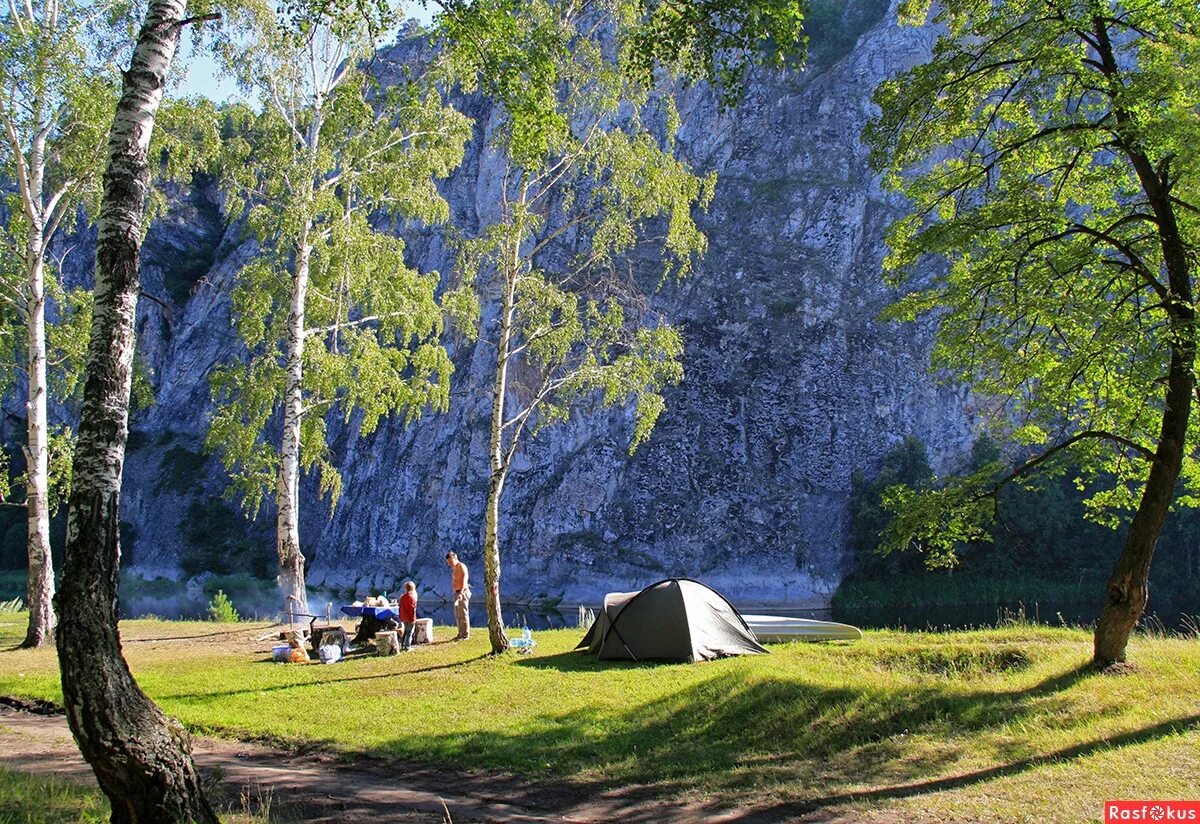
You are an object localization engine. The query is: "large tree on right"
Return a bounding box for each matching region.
[866,0,1200,666]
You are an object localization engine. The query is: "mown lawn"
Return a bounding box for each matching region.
[0,613,1197,821]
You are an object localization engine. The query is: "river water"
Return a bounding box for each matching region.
[118,585,1198,635]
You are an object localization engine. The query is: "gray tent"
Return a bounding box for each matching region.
[576,578,768,662]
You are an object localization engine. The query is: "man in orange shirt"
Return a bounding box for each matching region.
[446,551,470,640]
[399,581,418,650]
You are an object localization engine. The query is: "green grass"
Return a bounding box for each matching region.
[0,614,1197,821]
[0,768,109,824]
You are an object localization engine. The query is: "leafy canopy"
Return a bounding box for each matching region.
[442,0,727,457]
[207,0,472,513]
[864,0,1200,566]
[0,0,218,508]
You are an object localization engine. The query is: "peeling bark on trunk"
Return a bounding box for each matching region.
[53,1,218,820]
[277,223,311,619]
[22,230,55,649]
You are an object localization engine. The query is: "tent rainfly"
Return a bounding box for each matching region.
[576,578,768,662]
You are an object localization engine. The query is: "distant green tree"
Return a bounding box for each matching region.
[849,435,933,575]
[0,0,216,647]
[865,0,1200,665]
[0,0,117,649]
[206,589,240,622]
[208,0,472,616]
[438,0,807,654]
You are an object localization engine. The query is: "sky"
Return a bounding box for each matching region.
[174,3,437,104]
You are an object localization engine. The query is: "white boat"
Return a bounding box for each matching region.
[742,614,863,643]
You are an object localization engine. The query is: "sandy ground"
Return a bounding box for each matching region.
[0,703,846,823]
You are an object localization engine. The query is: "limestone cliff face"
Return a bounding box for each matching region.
[117,1,975,607]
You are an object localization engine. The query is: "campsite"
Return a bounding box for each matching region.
[3,0,1200,820]
[2,609,1199,822]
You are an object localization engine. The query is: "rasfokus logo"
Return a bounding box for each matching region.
[1106,801,1200,822]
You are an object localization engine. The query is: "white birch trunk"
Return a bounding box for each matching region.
[14,31,55,649]
[277,221,311,618]
[22,228,55,648]
[55,1,218,819]
[483,246,519,655]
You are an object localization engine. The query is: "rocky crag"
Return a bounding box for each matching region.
[94,0,975,608]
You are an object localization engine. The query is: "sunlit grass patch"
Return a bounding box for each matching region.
[0,611,1196,821]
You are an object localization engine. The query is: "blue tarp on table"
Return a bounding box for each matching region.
[340,604,399,622]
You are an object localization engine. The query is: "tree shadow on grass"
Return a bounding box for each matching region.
[379,657,1166,817]
[159,654,491,700]
[724,712,1200,822]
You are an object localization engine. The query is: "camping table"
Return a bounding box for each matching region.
[340,604,400,644]
[340,604,399,622]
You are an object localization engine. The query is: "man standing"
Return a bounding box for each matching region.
[446,551,470,640]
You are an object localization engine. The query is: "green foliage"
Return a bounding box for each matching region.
[620,0,808,106]
[445,0,721,462]
[156,445,209,495]
[848,435,934,575]
[206,589,241,623]
[843,434,1200,611]
[802,0,888,68]
[0,0,121,517]
[180,499,273,579]
[208,1,472,515]
[863,0,1200,562]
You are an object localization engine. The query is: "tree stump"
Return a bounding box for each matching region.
[376,630,401,656]
[413,618,434,645]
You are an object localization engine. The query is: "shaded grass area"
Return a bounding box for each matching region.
[0,767,109,824]
[0,615,1197,821]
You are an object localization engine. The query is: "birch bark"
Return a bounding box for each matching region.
[277,219,312,618]
[22,226,54,649]
[54,1,218,819]
[482,242,518,654]
[6,20,56,649]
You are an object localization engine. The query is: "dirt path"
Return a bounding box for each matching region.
[0,705,833,823]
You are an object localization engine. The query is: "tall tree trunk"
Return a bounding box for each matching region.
[483,470,507,653]
[1093,350,1189,665]
[21,230,55,649]
[483,265,517,655]
[18,38,54,649]
[1090,16,1195,666]
[277,226,311,618]
[54,1,218,820]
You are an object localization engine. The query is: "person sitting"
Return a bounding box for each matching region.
[399,581,418,650]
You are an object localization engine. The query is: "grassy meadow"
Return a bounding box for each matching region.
[0,612,1197,821]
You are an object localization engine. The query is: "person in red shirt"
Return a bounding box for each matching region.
[399,581,418,650]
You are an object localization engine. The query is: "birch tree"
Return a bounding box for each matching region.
[0,0,120,648]
[208,0,472,616]
[441,0,735,654]
[54,0,222,818]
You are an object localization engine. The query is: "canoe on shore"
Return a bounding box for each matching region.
[742,614,863,643]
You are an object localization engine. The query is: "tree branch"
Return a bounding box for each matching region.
[975,429,1157,505]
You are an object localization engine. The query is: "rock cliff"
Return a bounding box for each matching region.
[111,0,976,608]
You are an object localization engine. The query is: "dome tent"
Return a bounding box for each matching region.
[576,578,768,662]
